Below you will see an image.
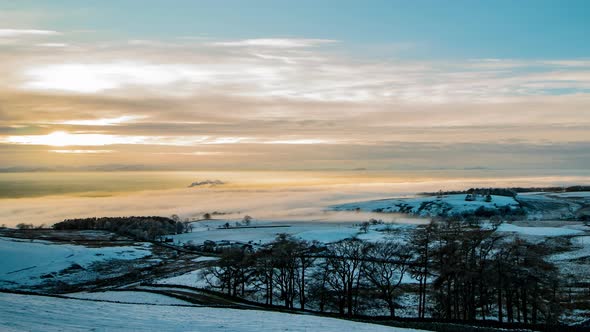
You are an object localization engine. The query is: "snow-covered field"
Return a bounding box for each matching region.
[172,219,412,247]
[332,194,520,217]
[550,236,590,262]
[192,256,219,263]
[0,293,427,332]
[546,191,590,198]
[516,192,590,220]
[496,223,584,237]
[155,269,211,288]
[0,237,152,288]
[333,191,590,222]
[175,214,588,249]
[65,291,191,305]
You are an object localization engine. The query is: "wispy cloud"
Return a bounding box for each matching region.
[265,139,333,145]
[35,42,68,48]
[50,149,114,154]
[154,151,225,156]
[16,49,590,103]
[0,34,589,170]
[21,63,205,93]
[0,131,333,147]
[54,115,146,126]
[212,38,337,48]
[3,131,146,146]
[0,28,61,37]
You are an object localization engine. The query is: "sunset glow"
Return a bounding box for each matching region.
[0,1,588,172]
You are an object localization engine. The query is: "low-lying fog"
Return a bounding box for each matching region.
[1,171,589,227]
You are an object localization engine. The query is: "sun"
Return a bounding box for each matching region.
[5,131,74,147]
[42,131,72,147]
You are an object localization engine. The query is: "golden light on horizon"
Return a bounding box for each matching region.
[49,149,114,154]
[5,131,131,147]
[1,131,334,148]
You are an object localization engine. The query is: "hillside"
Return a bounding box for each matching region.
[332,194,520,217]
[332,192,590,220]
[0,235,153,290]
[0,293,427,332]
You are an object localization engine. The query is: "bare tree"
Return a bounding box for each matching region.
[242,215,253,226]
[359,221,370,233]
[363,241,411,317]
[16,223,34,230]
[409,222,434,318]
[204,247,254,296]
[325,238,368,316]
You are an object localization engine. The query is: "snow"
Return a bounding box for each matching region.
[297,228,361,243]
[192,256,219,263]
[0,293,428,332]
[155,269,212,288]
[515,193,585,220]
[173,220,404,246]
[547,191,590,198]
[0,237,152,287]
[496,223,584,237]
[333,194,519,217]
[550,236,590,261]
[65,291,191,305]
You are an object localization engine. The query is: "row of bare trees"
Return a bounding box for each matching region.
[204,220,564,325]
[414,220,561,324]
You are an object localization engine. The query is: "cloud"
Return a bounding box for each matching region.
[0,28,61,37]
[35,42,68,48]
[211,38,337,48]
[155,151,225,156]
[0,130,335,147]
[8,34,590,105]
[265,139,333,145]
[0,35,589,171]
[2,131,146,146]
[540,60,590,67]
[21,63,208,93]
[16,53,590,104]
[54,115,146,126]
[50,149,114,154]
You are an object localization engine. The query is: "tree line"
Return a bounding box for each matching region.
[53,216,180,240]
[421,186,590,197]
[203,220,564,325]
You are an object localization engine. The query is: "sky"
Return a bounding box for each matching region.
[1,0,589,172]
